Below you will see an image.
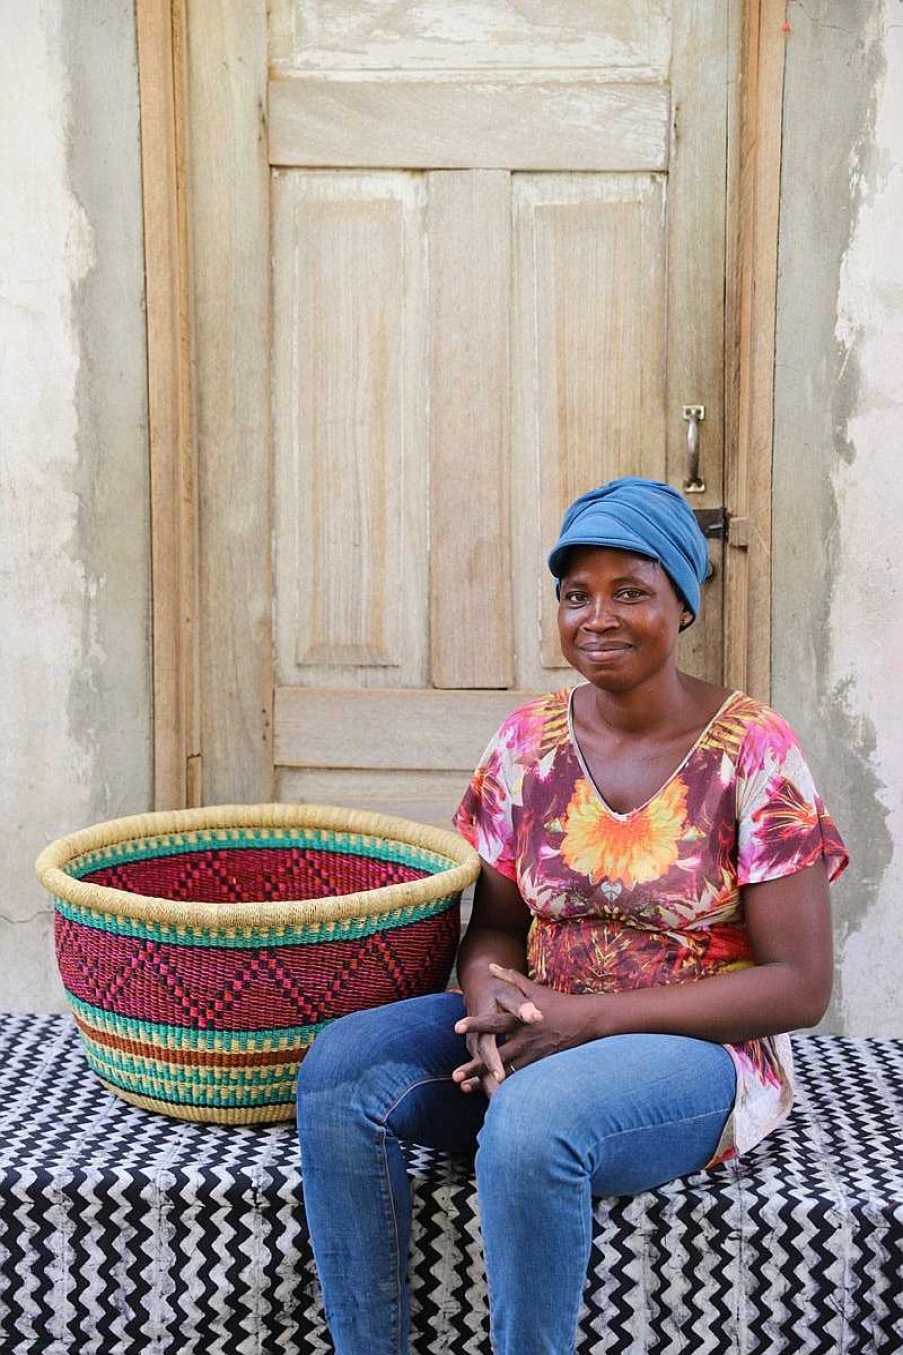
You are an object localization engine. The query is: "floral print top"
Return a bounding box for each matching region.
[453,687,848,1161]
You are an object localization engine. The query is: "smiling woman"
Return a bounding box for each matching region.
[296,477,849,1355]
[557,549,690,694]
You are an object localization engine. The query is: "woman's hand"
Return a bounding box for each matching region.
[452,966,542,1096]
[452,965,602,1092]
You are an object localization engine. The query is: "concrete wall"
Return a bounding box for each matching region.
[0,1,151,1010]
[772,0,903,1034]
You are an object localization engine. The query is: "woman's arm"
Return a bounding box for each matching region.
[456,860,532,982]
[453,861,541,1091]
[453,859,833,1077]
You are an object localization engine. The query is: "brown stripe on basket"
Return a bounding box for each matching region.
[74,1017,304,1068]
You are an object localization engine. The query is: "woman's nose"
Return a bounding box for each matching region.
[581,599,617,630]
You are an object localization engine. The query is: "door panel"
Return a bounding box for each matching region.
[275,688,546,830]
[268,0,673,74]
[272,171,429,689]
[510,175,668,683]
[428,171,513,690]
[268,76,671,172]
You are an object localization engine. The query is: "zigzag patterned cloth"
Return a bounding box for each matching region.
[0,1015,901,1353]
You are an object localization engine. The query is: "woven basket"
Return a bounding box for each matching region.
[36,803,480,1124]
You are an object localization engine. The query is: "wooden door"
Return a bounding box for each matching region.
[155,1,752,821]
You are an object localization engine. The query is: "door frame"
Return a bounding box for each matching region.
[137,0,787,810]
[137,0,200,810]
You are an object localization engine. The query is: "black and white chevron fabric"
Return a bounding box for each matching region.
[0,1015,901,1353]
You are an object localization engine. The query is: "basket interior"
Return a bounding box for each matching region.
[68,829,453,906]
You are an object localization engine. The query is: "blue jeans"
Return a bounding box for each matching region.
[296,992,735,1355]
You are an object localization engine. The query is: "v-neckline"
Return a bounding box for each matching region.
[566,686,741,821]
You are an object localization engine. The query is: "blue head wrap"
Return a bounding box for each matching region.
[547,476,710,621]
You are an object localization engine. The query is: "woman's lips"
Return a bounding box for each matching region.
[578,643,631,656]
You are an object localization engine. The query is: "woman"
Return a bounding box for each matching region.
[297,476,848,1355]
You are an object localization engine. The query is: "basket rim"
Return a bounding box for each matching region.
[36,802,481,929]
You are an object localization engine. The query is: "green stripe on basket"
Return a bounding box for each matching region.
[91,1058,296,1110]
[53,891,458,946]
[68,994,329,1049]
[66,827,453,880]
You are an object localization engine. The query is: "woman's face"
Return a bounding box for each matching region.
[556,546,689,692]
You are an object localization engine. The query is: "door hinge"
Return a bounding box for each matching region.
[692,508,749,548]
[692,507,728,540]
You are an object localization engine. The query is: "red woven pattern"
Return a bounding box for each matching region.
[55,908,460,1030]
[81,846,426,904]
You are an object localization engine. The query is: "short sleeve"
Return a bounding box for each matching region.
[453,723,518,882]
[735,711,849,886]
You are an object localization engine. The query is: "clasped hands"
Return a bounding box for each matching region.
[452,963,592,1097]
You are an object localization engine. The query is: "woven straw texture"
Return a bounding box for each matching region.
[36,804,480,1124]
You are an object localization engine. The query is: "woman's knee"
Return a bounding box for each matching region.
[296,1016,365,1151]
[297,1007,381,1095]
[477,1073,578,1186]
[297,993,466,1136]
[296,1008,403,1146]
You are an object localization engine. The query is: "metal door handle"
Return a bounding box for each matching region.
[682,405,705,493]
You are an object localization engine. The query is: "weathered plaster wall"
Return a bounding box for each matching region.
[772,0,902,1033]
[0,1,151,1010]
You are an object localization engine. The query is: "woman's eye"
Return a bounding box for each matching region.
[616,589,645,601]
